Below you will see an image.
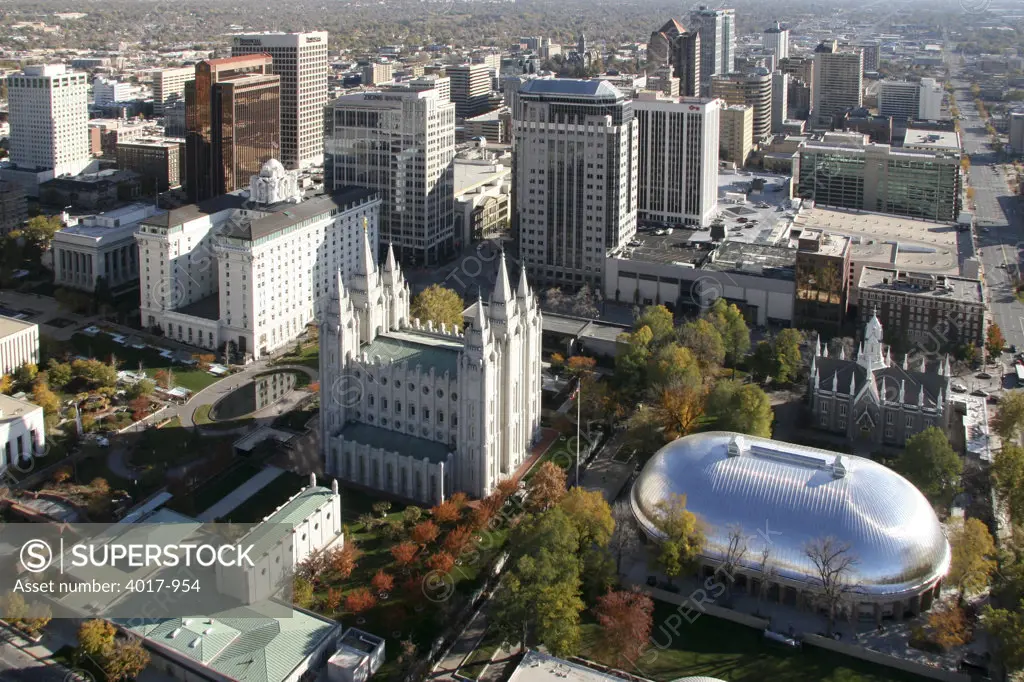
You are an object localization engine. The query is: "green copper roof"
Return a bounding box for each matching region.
[239,485,336,559]
[361,330,461,376]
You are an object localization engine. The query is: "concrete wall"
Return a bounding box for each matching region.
[802,634,972,682]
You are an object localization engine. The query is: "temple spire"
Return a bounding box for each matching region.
[357,216,376,278]
[493,251,512,304]
[517,262,531,299]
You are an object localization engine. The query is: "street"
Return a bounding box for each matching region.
[952,73,1024,348]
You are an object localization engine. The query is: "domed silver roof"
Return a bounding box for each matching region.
[631,432,950,600]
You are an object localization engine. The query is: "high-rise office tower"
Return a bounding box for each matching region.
[513,79,637,289]
[325,87,456,265]
[710,69,772,142]
[689,6,736,91]
[634,93,719,227]
[877,79,944,121]
[447,64,493,118]
[771,71,789,133]
[6,65,91,178]
[780,56,814,119]
[719,104,753,166]
[151,66,195,115]
[648,19,702,98]
[860,41,881,73]
[763,21,789,61]
[230,32,328,169]
[402,74,451,102]
[811,41,863,128]
[185,55,281,202]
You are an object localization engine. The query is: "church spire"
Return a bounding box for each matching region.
[493,251,512,304]
[356,217,376,278]
[516,262,531,300]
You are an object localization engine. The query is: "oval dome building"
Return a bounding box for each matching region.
[631,432,950,621]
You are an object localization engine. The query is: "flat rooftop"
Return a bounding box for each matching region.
[708,241,797,278]
[223,187,378,242]
[903,128,960,151]
[508,651,627,682]
[341,422,451,463]
[454,160,509,195]
[792,207,959,273]
[0,314,36,338]
[0,393,41,420]
[858,267,984,303]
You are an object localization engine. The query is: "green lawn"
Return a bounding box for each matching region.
[223,471,307,523]
[68,332,223,392]
[523,436,576,482]
[578,602,931,682]
[193,402,251,430]
[274,342,319,370]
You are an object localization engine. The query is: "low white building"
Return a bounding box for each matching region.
[454,154,511,245]
[0,393,45,474]
[53,203,163,293]
[0,315,39,376]
[136,159,381,361]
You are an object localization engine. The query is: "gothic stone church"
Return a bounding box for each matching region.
[808,312,952,447]
[319,231,543,505]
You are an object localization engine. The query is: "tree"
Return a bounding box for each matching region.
[46,359,72,390]
[32,380,60,416]
[526,461,567,512]
[609,500,640,575]
[648,494,704,584]
[705,381,773,437]
[987,323,1006,362]
[749,341,777,383]
[559,487,614,553]
[773,328,804,383]
[344,587,378,615]
[992,444,1024,523]
[426,551,456,575]
[153,368,174,389]
[614,325,653,389]
[371,570,395,594]
[705,298,750,366]
[129,396,150,421]
[994,391,1024,443]
[391,542,419,569]
[0,375,11,394]
[928,606,969,650]
[431,500,461,523]
[899,427,963,504]
[13,362,37,388]
[77,619,116,662]
[593,589,654,668]
[719,525,749,600]
[127,379,155,400]
[325,588,343,612]
[804,537,858,635]
[372,500,392,517]
[444,525,474,556]
[566,355,596,378]
[947,517,997,604]
[649,343,702,388]
[984,601,1024,671]
[679,319,725,372]
[292,576,314,608]
[492,508,584,657]
[411,520,440,546]
[634,305,675,348]
[22,214,63,250]
[103,638,150,682]
[411,284,464,330]
[403,506,423,526]
[653,381,706,440]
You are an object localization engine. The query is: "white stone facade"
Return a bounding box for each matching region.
[0,394,45,475]
[321,244,542,504]
[54,203,162,292]
[0,316,39,376]
[6,65,91,177]
[136,159,381,360]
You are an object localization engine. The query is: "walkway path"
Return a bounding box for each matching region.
[196,465,284,521]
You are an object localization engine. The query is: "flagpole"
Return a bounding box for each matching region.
[575,376,581,487]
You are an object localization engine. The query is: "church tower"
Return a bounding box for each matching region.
[381,242,410,330]
[458,295,497,497]
[320,270,360,448]
[857,310,888,373]
[349,219,387,344]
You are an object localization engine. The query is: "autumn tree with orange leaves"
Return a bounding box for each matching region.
[391,542,418,570]
[526,461,566,512]
[426,551,456,575]
[411,520,440,546]
[344,588,377,615]
[594,589,655,668]
[371,570,395,594]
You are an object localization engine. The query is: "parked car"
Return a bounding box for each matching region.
[952,382,968,392]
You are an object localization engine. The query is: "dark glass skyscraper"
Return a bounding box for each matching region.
[185,55,280,202]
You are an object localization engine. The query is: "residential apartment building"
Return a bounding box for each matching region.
[92,77,132,106]
[719,104,753,166]
[362,62,394,86]
[185,55,281,203]
[860,41,881,73]
[857,268,985,347]
[151,65,195,115]
[689,6,736,90]
[325,87,456,265]
[772,71,789,133]
[447,63,493,118]
[54,203,161,293]
[811,41,863,128]
[137,161,381,360]
[231,32,329,169]
[115,137,185,193]
[0,315,39,376]
[796,132,961,222]
[779,56,814,119]
[0,393,44,475]
[513,79,638,289]
[634,93,720,227]
[710,69,772,142]
[764,22,790,61]
[403,74,451,102]
[4,65,92,183]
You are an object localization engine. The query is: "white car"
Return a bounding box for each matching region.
[952,383,968,393]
